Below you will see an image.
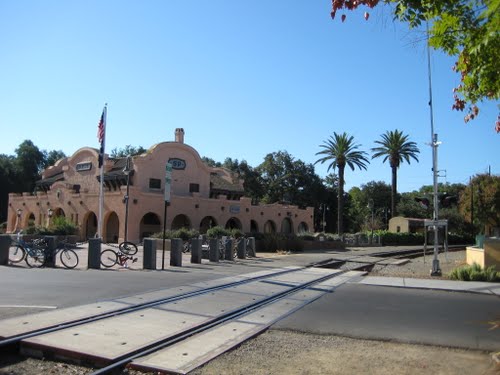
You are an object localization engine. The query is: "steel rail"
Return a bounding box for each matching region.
[90,268,354,375]
[0,266,302,348]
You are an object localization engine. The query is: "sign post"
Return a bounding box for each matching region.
[162,162,172,270]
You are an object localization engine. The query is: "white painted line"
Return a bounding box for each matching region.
[0,305,58,309]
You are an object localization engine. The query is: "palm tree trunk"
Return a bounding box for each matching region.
[338,166,345,235]
[391,165,397,217]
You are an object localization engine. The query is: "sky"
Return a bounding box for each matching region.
[0,1,498,193]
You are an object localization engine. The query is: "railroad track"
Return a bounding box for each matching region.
[0,265,367,374]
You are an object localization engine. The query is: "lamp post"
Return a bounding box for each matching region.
[368,199,374,245]
[123,155,132,242]
[321,204,327,233]
[16,209,22,231]
[47,208,53,227]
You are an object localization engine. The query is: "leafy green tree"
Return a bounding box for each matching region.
[0,154,16,222]
[397,192,429,219]
[330,0,500,131]
[315,132,370,234]
[371,130,420,217]
[43,150,66,168]
[14,140,46,193]
[459,174,500,235]
[201,156,222,168]
[348,181,392,232]
[221,158,265,203]
[110,145,146,158]
[257,151,325,209]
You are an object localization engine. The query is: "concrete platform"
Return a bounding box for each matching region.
[356,276,500,295]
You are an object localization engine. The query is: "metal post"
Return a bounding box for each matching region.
[426,23,441,276]
[322,204,326,233]
[161,202,168,270]
[123,156,131,242]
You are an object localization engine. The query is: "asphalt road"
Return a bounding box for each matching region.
[274,282,500,351]
[1,250,498,353]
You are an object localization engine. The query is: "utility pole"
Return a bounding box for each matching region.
[427,23,441,276]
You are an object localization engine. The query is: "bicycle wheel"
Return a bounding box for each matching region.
[100,249,118,268]
[9,244,26,263]
[60,249,79,269]
[25,248,46,268]
[119,241,138,255]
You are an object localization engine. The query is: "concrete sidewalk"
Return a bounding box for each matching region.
[356,275,500,295]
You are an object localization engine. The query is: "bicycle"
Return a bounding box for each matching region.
[9,233,47,268]
[100,241,138,268]
[9,234,80,269]
[51,239,80,269]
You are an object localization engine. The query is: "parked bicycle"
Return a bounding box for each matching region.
[8,233,79,269]
[50,239,80,269]
[9,233,47,268]
[100,241,138,268]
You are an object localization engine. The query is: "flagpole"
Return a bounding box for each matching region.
[97,104,107,240]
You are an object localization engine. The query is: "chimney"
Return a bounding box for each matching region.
[175,128,185,143]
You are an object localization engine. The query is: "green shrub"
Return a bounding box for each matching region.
[449,263,499,282]
[297,232,316,241]
[173,227,199,241]
[258,233,304,252]
[485,266,500,282]
[206,226,231,239]
[48,216,78,235]
[230,228,243,239]
[152,228,199,240]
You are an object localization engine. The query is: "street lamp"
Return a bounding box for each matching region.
[47,208,53,227]
[368,199,374,245]
[123,155,132,242]
[321,204,327,233]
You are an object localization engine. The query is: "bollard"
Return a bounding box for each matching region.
[143,238,157,270]
[248,237,256,257]
[209,238,219,262]
[44,236,57,267]
[224,238,234,261]
[237,238,246,259]
[88,238,102,269]
[170,238,183,267]
[190,238,202,264]
[0,235,11,265]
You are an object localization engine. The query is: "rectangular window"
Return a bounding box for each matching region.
[149,178,161,189]
[189,183,200,193]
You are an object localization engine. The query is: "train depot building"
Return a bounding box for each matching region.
[7,129,313,243]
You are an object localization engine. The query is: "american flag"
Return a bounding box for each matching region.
[97,105,106,168]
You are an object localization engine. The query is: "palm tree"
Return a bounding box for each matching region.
[371,130,420,218]
[315,132,370,235]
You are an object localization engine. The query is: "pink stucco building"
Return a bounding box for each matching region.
[7,129,313,242]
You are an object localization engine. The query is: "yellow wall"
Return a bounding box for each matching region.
[466,238,500,269]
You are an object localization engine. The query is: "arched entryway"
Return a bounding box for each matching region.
[264,220,276,234]
[298,222,309,233]
[250,220,258,233]
[83,211,98,239]
[199,216,217,233]
[281,217,293,234]
[171,214,191,230]
[106,212,119,243]
[28,213,36,228]
[54,208,66,217]
[140,212,161,239]
[225,217,242,230]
